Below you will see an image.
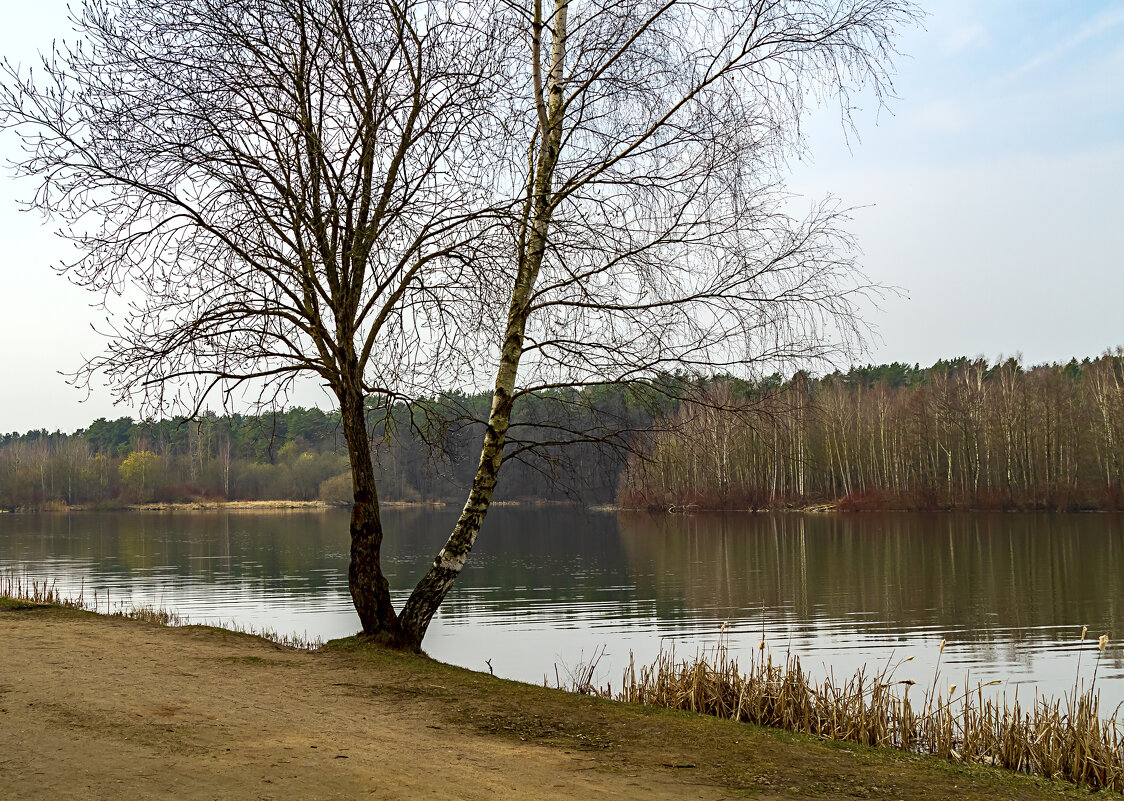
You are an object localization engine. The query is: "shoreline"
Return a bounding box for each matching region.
[7,498,611,514]
[5,499,1124,515]
[9,499,445,514]
[0,602,1094,800]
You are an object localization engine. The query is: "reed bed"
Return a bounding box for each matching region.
[594,635,1123,792]
[0,571,322,650]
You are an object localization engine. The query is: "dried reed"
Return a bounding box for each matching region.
[597,635,1123,793]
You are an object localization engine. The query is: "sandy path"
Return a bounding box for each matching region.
[0,610,732,800]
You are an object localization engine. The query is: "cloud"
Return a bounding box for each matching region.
[1004,7,1124,84]
[941,23,987,54]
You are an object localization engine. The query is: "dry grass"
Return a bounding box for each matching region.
[0,571,322,650]
[592,634,1123,793]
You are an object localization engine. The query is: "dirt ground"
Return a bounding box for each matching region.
[0,604,1091,800]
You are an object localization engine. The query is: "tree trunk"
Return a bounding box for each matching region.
[397,169,551,643]
[396,369,514,646]
[339,379,406,647]
[397,0,569,649]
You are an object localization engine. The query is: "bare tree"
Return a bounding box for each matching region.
[399,0,920,643]
[3,0,918,649]
[1,0,506,644]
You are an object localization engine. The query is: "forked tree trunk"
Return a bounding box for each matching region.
[339,379,406,646]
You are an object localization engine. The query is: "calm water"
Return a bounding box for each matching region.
[2,509,1123,709]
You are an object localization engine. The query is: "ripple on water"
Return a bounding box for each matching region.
[2,508,1123,710]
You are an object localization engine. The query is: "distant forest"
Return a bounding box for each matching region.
[0,384,667,509]
[621,351,1124,511]
[3,351,1123,512]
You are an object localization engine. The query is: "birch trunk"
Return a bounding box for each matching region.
[398,0,569,649]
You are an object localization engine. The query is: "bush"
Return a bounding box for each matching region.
[319,472,354,506]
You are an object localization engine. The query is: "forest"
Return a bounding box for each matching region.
[620,350,1124,511]
[3,350,1123,512]
[0,384,665,509]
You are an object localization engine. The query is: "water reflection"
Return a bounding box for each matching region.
[1,509,1122,708]
[617,512,1124,641]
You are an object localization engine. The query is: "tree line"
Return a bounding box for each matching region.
[620,351,1124,511]
[7,350,1124,513]
[0,384,664,509]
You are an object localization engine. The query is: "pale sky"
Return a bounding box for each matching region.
[1,1,1122,434]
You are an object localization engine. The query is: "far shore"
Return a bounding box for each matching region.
[10,499,352,513]
[8,498,612,514]
[6,499,1123,515]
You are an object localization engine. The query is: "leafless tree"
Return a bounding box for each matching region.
[3,0,918,649]
[399,0,920,643]
[1,0,510,643]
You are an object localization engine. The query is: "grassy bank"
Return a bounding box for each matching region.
[0,592,1107,799]
[598,640,1123,792]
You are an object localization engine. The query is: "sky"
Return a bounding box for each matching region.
[1,0,1122,433]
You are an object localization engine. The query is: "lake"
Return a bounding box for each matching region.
[2,508,1122,710]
